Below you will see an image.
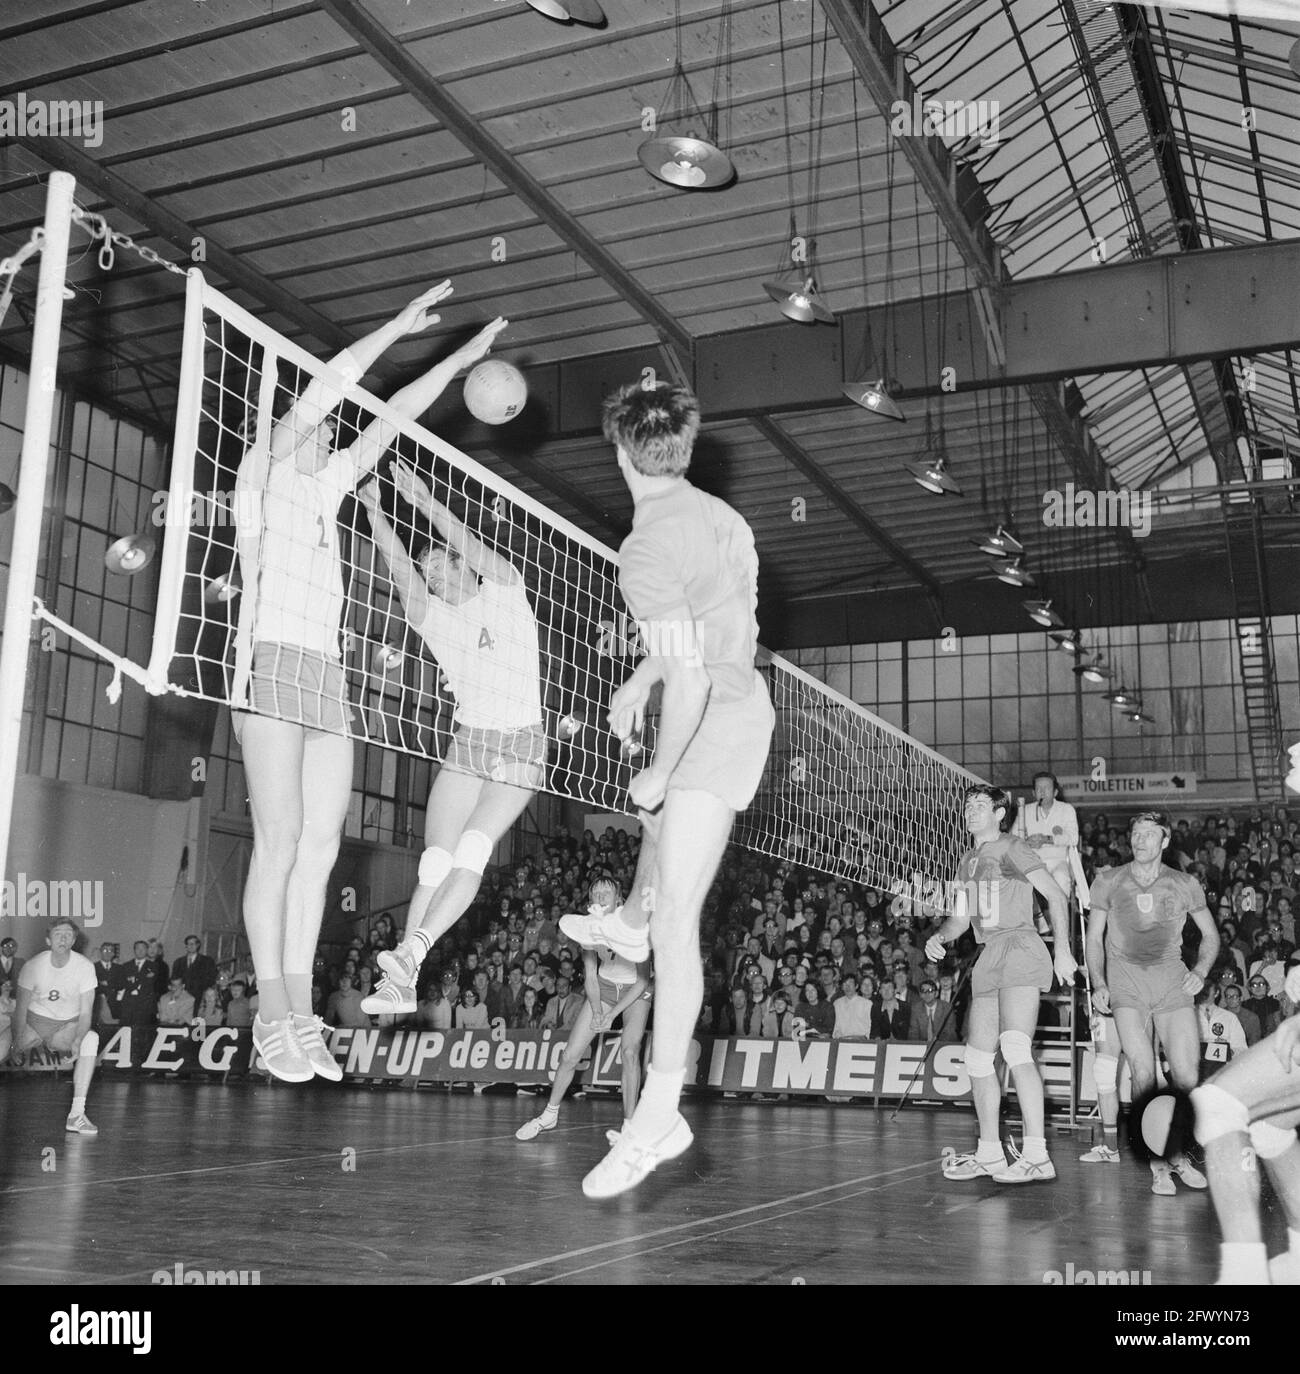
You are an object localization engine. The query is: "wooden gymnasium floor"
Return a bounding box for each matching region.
[0,1074,1247,1286]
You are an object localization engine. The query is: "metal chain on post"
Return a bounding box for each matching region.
[0,226,47,328]
[69,205,189,279]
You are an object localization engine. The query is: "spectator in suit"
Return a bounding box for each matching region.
[0,937,23,989]
[541,974,584,1031]
[172,936,217,1002]
[499,965,527,1025]
[872,981,909,1039]
[146,940,170,1001]
[909,979,957,1044]
[158,976,196,1027]
[1242,974,1282,1037]
[92,943,123,1026]
[117,941,159,1030]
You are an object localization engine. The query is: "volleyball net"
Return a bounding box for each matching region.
[4,187,980,900]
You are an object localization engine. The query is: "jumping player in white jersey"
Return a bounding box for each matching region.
[1192,962,1300,1284]
[232,280,505,1081]
[1085,811,1218,1195]
[517,879,652,1142]
[927,784,1077,1183]
[560,382,775,1198]
[11,919,100,1134]
[356,456,547,1014]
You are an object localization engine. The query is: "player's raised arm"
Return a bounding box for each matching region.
[389,457,519,586]
[349,319,508,478]
[356,478,429,625]
[270,282,456,466]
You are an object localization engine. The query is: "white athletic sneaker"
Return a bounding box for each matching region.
[516,1112,558,1141]
[65,1113,98,1136]
[360,974,417,1016]
[582,1114,693,1199]
[1079,1143,1121,1163]
[291,1014,343,1082]
[992,1143,1056,1184]
[559,907,650,963]
[377,944,421,986]
[252,1014,313,1084]
[1150,1162,1177,1196]
[943,1149,1005,1181]
[1170,1156,1208,1189]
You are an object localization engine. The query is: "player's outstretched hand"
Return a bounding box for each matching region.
[355,477,379,511]
[394,281,454,335]
[924,935,946,962]
[451,317,508,371]
[1273,1015,1300,1073]
[390,458,433,513]
[1053,949,1079,987]
[628,767,668,812]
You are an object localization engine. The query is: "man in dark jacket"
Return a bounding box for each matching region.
[172,935,217,1002]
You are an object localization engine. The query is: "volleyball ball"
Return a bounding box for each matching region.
[464,360,527,424]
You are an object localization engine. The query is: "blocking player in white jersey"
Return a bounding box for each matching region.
[516,879,652,1142]
[356,456,547,1014]
[1085,811,1219,1194]
[232,280,505,1082]
[1192,962,1300,1284]
[11,919,101,1135]
[561,383,775,1199]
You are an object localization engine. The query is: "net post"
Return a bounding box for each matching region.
[0,170,75,894]
[145,267,205,690]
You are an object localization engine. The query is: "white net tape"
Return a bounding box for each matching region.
[141,270,979,893]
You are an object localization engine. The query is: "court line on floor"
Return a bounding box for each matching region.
[451,1157,939,1285]
[532,1168,934,1283]
[0,1127,588,1196]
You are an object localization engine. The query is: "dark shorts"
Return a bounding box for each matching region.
[669,670,774,812]
[971,928,1053,997]
[16,1014,79,1052]
[1108,957,1192,1018]
[445,721,548,790]
[235,641,354,735]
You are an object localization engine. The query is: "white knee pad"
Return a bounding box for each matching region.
[1248,1120,1298,1160]
[418,846,453,889]
[999,1030,1033,1068]
[1191,1082,1251,1145]
[452,829,493,876]
[965,1044,997,1078]
[79,1030,99,1059]
[1092,1053,1119,1093]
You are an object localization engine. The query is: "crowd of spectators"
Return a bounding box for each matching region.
[13,801,1293,1068]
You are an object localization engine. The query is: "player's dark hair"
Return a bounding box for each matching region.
[1032,770,1063,799]
[601,382,700,476]
[1129,810,1172,837]
[963,783,1018,833]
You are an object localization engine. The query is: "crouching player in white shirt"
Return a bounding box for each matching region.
[12,918,101,1135]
